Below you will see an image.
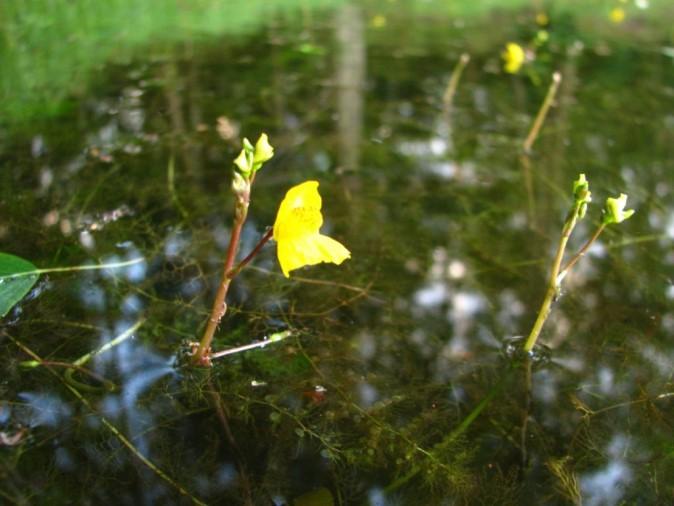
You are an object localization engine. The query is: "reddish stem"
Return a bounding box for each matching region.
[192,221,273,366]
[227,228,273,280]
[193,208,247,365]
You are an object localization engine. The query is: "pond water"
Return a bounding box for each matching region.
[2,1,674,504]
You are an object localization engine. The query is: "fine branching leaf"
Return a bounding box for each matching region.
[0,252,39,317]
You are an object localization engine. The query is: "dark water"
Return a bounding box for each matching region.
[2,1,674,504]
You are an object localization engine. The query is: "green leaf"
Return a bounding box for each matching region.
[0,252,39,318]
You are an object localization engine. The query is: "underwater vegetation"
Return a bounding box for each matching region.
[1,0,673,504]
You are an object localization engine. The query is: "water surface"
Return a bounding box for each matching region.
[1,1,674,504]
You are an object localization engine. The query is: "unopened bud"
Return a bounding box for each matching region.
[603,193,635,225]
[253,133,274,167]
[233,148,251,175]
[231,171,249,195]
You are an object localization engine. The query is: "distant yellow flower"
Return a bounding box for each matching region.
[371,15,387,28]
[273,181,351,277]
[502,43,525,74]
[610,7,626,23]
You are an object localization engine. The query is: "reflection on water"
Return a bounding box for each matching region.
[2,0,674,504]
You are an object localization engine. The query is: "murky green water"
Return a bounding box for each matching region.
[2,1,674,504]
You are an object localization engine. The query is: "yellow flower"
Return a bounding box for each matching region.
[502,43,525,74]
[371,15,387,28]
[273,181,351,277]
[610,7,626,24]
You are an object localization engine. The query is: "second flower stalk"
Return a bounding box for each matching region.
[523,174,634,352]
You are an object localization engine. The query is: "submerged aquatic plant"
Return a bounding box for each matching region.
[191,135,350,365]
[523,174,634,352]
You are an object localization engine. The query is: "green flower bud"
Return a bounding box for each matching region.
[233,148,251,175]
[535,30,549,45]
[572,173,591,219]
[602,193,635,225]
[573,173,591,202]
[253,133,274,166]
[19,360,41,368]
[268,330,292,342]
[242,137,254,152]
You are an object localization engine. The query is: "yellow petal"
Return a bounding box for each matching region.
[314,234,351,266]
[273,181,322,240]
[502,43,525,74]
[610,7,625,23]
[273,180,350,277]
[277,233,351,278]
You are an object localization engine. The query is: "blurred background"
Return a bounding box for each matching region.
[1,1,673,504]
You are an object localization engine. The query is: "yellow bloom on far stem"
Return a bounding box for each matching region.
[273,181,351,277]
[502,43,525,74]
[371,15,386,28]
[610,7,626,23]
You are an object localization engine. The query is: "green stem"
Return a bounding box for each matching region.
[523,202,581,352]
[523,71,562,153]
[63,318,144,391]
[443,53,470,111]
[21,360,115,392]
[556,223,606,284]
[0,257,145,281]
[167,156,189,219]
[209,329,292,361]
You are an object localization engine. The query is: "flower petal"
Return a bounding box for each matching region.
[276,233,350,278]
[314,234,351,266]
[502,43,525,74]
[273,181,322,240]
[273,180,350,277]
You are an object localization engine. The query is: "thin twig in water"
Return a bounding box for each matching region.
[443,53,470,112]
[0,257,145,281]
[523,72,562,153]
[167,156,189,219]
[249,265,380,297]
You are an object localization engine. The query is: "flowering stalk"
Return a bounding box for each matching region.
[523,177,634,353]
[192,134,274,366]
[523,192,584,352]
[523,71,561,153]
[191,137,351,366]
[557,193,635,284]
[443,53,470,112]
